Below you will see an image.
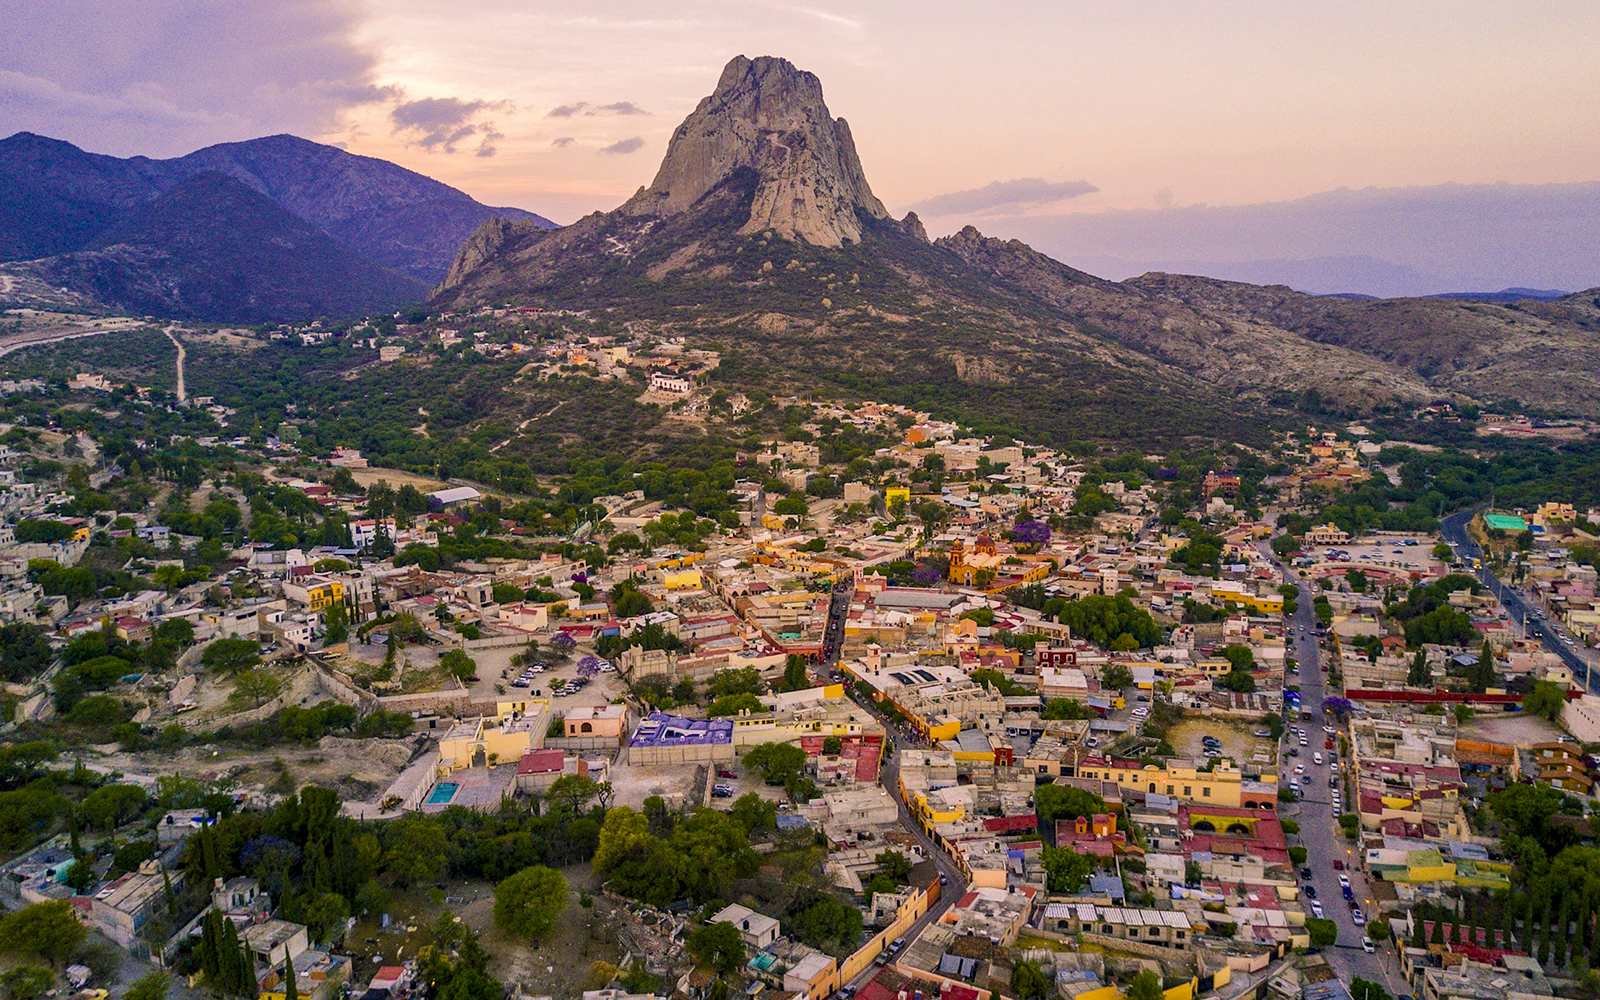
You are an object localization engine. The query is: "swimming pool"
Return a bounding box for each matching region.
[426,782,458,805]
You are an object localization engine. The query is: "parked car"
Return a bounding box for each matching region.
[1352,908,1367,925]
[711,784,733,797]
[1304,885,1317,898]
[1363,939,1376,953]
[717,769,738,780]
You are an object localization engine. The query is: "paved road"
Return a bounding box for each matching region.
[1260,542,1407,995]
[836,691,968,993]
[1439,506,1596,686]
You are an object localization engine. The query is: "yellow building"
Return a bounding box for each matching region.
[283,575,345,612]
[1075,759,1278,809]
[663,568,703,590]
[437,700,550,773]
[885,486,910,508]
[1210,581,1283,614]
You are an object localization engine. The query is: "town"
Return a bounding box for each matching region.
[2,342,1599,1000]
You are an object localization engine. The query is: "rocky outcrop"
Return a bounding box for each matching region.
[623,55,888,247]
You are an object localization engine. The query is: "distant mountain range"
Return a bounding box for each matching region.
[0,131,554,321]
[434,55,1600,444]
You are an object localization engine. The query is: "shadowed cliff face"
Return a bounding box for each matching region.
[622,55,888,247]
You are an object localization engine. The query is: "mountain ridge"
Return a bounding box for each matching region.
[0,130,555,281]
[5,171,427,323]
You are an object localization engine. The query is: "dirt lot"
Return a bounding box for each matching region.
[1167,716,1277,765]
[1461,710,1565,746]
[604,758,706,811]
[102,734,423,801]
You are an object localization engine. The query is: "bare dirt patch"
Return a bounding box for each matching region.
[1167,716,1276,766]
[1460,711,1564,746]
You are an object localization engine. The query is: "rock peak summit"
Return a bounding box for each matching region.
[623,54,888,246]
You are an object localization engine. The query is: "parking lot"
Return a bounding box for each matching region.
[1308,535,1441,574]
[1167,716,1276,764]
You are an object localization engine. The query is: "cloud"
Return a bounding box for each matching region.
[589,101,648,116]
[909,178,1100,217]
[550,136,576,148]
[390,96,510,154]
[598,136,645,155]
[0,0,395,156]
[550,100,649,118]
[475,123,504,158]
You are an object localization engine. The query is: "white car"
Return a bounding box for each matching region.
[1310,901,1325,918]
[1294,764,1306,774]
[1338,874,1351,887]
[1132,707,1149,718]
[1363,939,1376,953]
[1313,753,1324,765]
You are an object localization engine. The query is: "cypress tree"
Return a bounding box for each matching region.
[1411,916,1426,948]
[163,870,178,919]
[1589,907,1600,967]
[284,959,299,1000]
[1431,919,1445,945]
[1539,898,1554,965]
[238,946,258,1000]
[200,911,224,981]
[1557,896,1575,968]
[221,917,244,995]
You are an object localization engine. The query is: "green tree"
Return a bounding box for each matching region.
[730,792,777,834]
[493,866,568,941]
[1306,918,1339,947]
[687,920,746,975]
[323,595,352,643]
[440,648,477,681]
[1101,663,1133,691]
[1042,698,1090,720]
[1524,681,1567,721]
[1407,649,1431,688]
[791,895,863,954]
[80,782,147,834]
[0,967,54,1000]
[1035,783,1104,841]
[383,817,450,887]
[0,624,52,683]
[875,850,913,882]
[229,669,282,710]
[742,742,808,787]
[1010,960,1050,1000]
[0,901,86,968]
[706,693,767,717]
[1040,845,1100,891]
[778,655,810,692]
[1127,970,1164,1000]
[592,808,652,877]
[202,637,261,673]
[547,774,599,815]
